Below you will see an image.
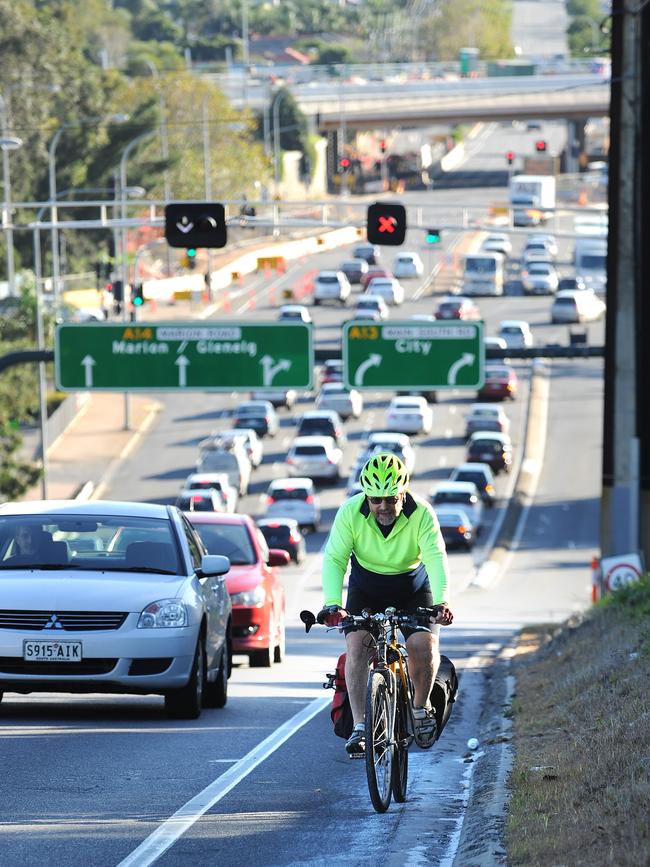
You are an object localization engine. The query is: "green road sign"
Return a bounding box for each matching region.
[343,320,484,390]
[55,322,313,391]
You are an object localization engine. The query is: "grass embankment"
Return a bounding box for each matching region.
[506,577,650,866]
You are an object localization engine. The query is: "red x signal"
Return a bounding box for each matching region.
[378,215,397,233]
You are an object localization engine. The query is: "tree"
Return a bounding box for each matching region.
[271,87,309,155]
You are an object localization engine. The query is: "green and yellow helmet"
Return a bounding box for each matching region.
[359,452,410,497]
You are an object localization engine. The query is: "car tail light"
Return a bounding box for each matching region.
[286,458,296,464]
[486,485,495,494]
[507,383,514,391]
[305,495,315,504]
[266,495,275,505]
[289,532,301,544]
[458,525,467,534]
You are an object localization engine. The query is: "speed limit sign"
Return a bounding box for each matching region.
[601,554,643,592]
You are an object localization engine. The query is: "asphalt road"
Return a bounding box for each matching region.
[0,121,605,866]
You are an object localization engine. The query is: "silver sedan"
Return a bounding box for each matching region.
[0,500,232,719]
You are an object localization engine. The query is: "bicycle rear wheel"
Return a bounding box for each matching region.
[365,669,393,813]
[392,678,410,802]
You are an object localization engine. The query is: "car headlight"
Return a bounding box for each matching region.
[231,585,266,607]
[138,599,188,628]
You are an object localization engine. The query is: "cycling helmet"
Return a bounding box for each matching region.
[359,452,409,497]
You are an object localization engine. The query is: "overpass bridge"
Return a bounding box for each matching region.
[293,75,610,128]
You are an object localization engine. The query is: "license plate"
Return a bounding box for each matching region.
[23,640,83,662]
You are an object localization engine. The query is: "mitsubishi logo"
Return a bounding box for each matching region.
[44,614,63,630]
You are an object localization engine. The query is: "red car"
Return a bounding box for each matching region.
[478,364,519,401]
[360,267,392,288]
[187,512,289,668]
[435,296,482,320]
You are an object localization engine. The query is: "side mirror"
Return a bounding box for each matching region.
[199,553,230,577]
[269,548,290,567]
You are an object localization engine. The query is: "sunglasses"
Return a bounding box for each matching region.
[367,495,401,505]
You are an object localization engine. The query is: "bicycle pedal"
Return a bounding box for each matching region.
[347,752,365,760]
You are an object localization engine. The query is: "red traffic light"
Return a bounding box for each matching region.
[505,151,514,165]
[366,202,407,246]
[535,140,547,152]
[339,157,350,171]
[379,139,387,153]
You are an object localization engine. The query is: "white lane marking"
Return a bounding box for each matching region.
[448,405,457,415]
[117,696,330,867]
[439,455,447,467]
[444,428,453,438]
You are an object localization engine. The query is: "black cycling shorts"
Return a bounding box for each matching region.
[343,583,440,641]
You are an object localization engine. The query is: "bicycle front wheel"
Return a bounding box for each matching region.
[365,669,394,813]
[392,678,410,802]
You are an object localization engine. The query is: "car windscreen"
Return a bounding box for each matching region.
[259,525,292,544]
[189,480,224,491]
[581,254,606,269]
[455,472,488,487]
[528,264,551,273]
[470,441,502,453]
[294,445,327,456]
[485,367,510,379]
[271,488,310,501]
[0,514,180,573]
[190,522,255,565]
[318,275,339,284]
[435,492,474,504]
[554,298,577,307]
[298,419,334,434]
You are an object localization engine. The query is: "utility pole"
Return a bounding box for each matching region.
[600,0,641,557]
[638,0,650,561]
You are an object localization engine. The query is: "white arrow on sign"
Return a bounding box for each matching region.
[175,355,190,387]
[354,353,382,387]
[176,217,194,234]
[260,355,291,386]
[448,352,474,386]
[81,355,96,387]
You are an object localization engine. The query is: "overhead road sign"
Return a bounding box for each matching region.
[55,323,313,391]
[164,203,227,248]
[366,202,407,246]
[343,320,484,390]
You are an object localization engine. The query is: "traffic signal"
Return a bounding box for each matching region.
[379,139,387,154]
[366,201,407,246]
[505,151,515,166]
[339,156,351,173]
[112,280,124,303]
[164,202,227,248]
[535,140,547,152]
[131,284,145,307]
[425,228,442,245]
[185,248,197,269]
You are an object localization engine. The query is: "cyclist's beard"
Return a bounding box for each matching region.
[375,505,401,526]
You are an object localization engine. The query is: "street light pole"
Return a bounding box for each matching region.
[0,93,23,298]
[32,225,49,498]
[118,130,156,430]
[272,90,287,193]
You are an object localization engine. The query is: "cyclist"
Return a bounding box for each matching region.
[319,452,453,756]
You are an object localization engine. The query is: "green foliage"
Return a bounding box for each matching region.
[597,575,650,621]
[271,87,309,156]
[0,418,42,501]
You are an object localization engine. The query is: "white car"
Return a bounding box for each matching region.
[366,431,416,474]
[285,435,343,482]
[393,252,424,279]
[278,304,312,324]
[366,277,404,305]
[0,500,232,718]
[482,233,512,257]
[429,481,484,534]
[385,396,433,434]
[464,404,510,438]
[184,472,239,512]
[521,261,559,295]
[484,336,508,360]
[175,489,226,513]
[528,233,558,257]
[551,289,606,323]
[215,428,263,469]
[353,295,389,321]
[316,383,364,419]
[498,320,534,349]
[313,270,351,306]
[522,243,555,265]
[264,478,321,532]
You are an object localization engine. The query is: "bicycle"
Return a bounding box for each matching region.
[301,604,444,814]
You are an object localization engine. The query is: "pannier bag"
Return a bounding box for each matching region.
[430,654,458,739]
[324,652,354,739]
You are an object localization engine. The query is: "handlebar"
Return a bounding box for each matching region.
[300,605,446,634]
